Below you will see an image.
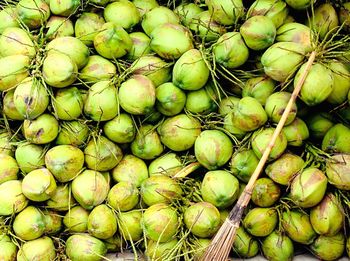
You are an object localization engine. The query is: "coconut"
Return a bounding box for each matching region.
[232,97,268,132]
[326,154,350,190]
[141,175,182,206]
[131,124,164,160]
[252,178,281,207]
[89,0,109,6]
[150,23,193,60]
[172,49,209,91]
[230,149,259,183]
[296,63,334,106]
[205,0,243,25]
[46,16,74,40]
[16,0,50,29]
[141,6,178,35]
[43,210,62,234]
[155,82,186,116]
[56,120,89,146]
[340,2,350,31]
[104,1,140,31]
[240,16,276,51]
[232,226,259,258]
[307,3,339,40]
[276,22,312,51]
[0,132,14,156]
[0,27,35,57]
[53,87,83,120]
[0,54,29,91]
[285,0,312,9]
[46,184,75,211]
[261,42,306,82]
[84,135,123,171]
[143,203,179,242]
[119,75,156,115]
[262,231,294,261]
[118,210,143,241]
[42,51,77,88]
[265,92,297,125]
[185,83,218,114]
[107,182,139,211]
[242,76,275,105]
[174,3,203,26]
[281,210,316,244]
[45,145,84,182]
[192,238,211,259]
[15,143,45,174]
[184,202,221,238]
[127,32,152,60]
[88,204,117,240]
[311,233,345,261]
[195,130,233,170]
[63,206,89,232]
[251,128,287,160]
[0,8,19,34]
[145,239,178,261]
[218,96,240,116]
[17,237,55,261]
[243,207,277,237]
[79,55,116,83]
[306,113,334,139]
[322,124,350,153]
[71,170,109,210]
[93,22,132,59]
[282,117,309,146]
[248,0,289,28]
[158,114,201,152]
[327,61,350,104]
[189,11,226,42]
[201,170,239,209]
[66,234,107,261]
[22,168,57,201]
[148,153,182,177]
[3,90,25,120]
[0,180,28,215]
[74,13,104,46]
[13,206,45,240]
[0,234,17,261]
[103,236,124,252]
[112,155,148,187]
[84,81,118,121]
[223,113,247,139]
[49,0,79,16]
[23,114,59,144]
[103,114,135,144]
[0,154,18,184]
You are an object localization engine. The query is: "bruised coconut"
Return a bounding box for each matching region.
[0,180,28,215]
[13,206,45,240]
[322,124,350,153]
[53,87,83,120]
[88,204,117,239]
[262,231,294,261]
[326,154,350,190]
[43,210,62,234]
[17,237,55,261]
[243,207,278,237]
[282,117,309,146]
[232,226,259,258]
[265,92,297,125]
[3,90,25,120]
[242,76,275,105]
[276,22,312,51]
[79,55,116,83]
[107,182,139,211]
[0,154,18,184]
[0,27,36,57]
[230,149,259,183]
[63,206,89,232]
[66,234,107,261]
[252,178,281,207]
[23,114,59,144]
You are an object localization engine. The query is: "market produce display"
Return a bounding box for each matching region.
[0,0,349,260]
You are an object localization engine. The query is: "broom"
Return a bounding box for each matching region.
[200,50,317,261]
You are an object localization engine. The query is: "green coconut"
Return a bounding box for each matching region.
[63,206,89,232]
[145,239,178,260]
[282,117,309,146]
[3,90,25,120]
[17,237,55,261]
[66,234,107,261]
[0,154,18,184]
[23,114,59,144]
[43,210,62,234]
[223,113,247,139]
[127,32,152,60]
[205,0,244,25]
[16,0,50,29]
[0,180,28,215]
[13,206,45,240]
[218,96,240,115]
[276,22,312,51]
[15,143,45,174]
[45,16,74,40]
[143,203,179,242]
[46,184,75,211]
[104,113,135,144]
[322,124,350,153]
[93,22,132,59]
[242,76,275,105]
[340,2,350,32]
[326,154,350,190]
[56,120,89,146]
[184,202,221,238]
[71,170,109,210]
[155,82,186,116]
[88,204,117,239]
[306,113,334,139]
[311,233,345,261]
[140,175,182,206]
[103,235,124,252]
[262,231,294,261]
[79,55,116,83]
[281,210,317,244]
[0,27,35,57]
[49,0,80,16]
[0,8,19,34]
[131,124,164,160]
[240,16,276,50]
[0,54,30,91]
[186,83,219,114]
[174,3,203,26]
[192,238,211,259]
[74,12,104,46]
[243,207,277,237]
[141,6,179,35]
[232,226,259,258]
[285,0,312,9]
[53,87,83,120]
[230,149,259,183]
[265,92,297,125]
[201,170,239,209]
[327,61,350,104]
[0,234,17,261]
[104,1,140,31]
[119,75,156,115]
[252,178,281,207]
[107,182,139,211]
[148,153,182,177]
[118,210,143,241]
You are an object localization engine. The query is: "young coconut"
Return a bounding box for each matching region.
[49,0,80,17]
[306,113,334,140]
[0,154,18,184]
[265,92,297,125]
[46,184,75,211]
[0,234,17,261]
[56,120,89,146]
[252,178,281,207]
[118,210,143,241]
[0,27,36,57]
[127,32,152,60]
[16,0,50,29]
[232,226,259,258]
[104,1,140,31]
[322,124,350,153]
[311,233,345,261]
[242,76,275,105]
[17,237,55,261]
[79,55,116,83]
[87,204,117,239]
[3,90,25,121]
[42,210,62,235]
[112,155,148,186]
[205,0,244,25]
[262,231,294,261]
[243,207,278,237]
[141,6,179,35]
[45,16,74,40]
[52,87,83,120]
[103,113,136,143]
[74,13,105,46]
[327,61,350,105]
[230,149,260,183]
[63,206,89,233]
[282,117,309,146]
[107,182,139,211]
[326,154,350,190]
[155,82,187,116]
[148,153,182,177]
[174,3,203,27]
[145,239,178,261]
[0,180,28,215]
[0,7,19,34]
[0,55,30,91]
[276,22,312,51]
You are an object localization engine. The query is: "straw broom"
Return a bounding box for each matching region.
[200,50,317,261]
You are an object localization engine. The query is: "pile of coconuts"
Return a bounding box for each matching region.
[0,0,350,260]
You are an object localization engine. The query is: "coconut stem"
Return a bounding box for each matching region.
[200,51,317,261]
[174,162,201,178]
